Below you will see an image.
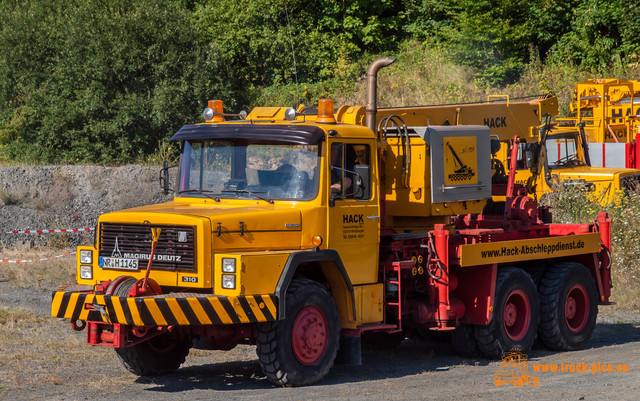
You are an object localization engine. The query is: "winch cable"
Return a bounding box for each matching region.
[140,226,162,295]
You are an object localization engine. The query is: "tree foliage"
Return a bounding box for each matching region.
[0,0,223,163]
[0,0,638,163]
[549,0,640,72]
[192,0,405,94]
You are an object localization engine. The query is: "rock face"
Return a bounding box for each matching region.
[0,165,175,250]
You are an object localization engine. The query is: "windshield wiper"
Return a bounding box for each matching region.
[554,153,581,167]
[221,189,274,204]
[177,189,220,202]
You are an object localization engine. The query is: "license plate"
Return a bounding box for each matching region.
[98,256,139,270]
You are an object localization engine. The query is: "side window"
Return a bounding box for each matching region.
[330,143,371,200]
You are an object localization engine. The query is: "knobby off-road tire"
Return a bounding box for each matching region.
[538,262,598,351]
[475,267,540,358]
[110,277,191,376]
[451,324,481,357]
[256,279,340,387]
[115,333,191,376]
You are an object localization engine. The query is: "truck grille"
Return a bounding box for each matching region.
[99,223,196,271]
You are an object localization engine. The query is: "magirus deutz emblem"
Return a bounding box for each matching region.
[98,237,139,270]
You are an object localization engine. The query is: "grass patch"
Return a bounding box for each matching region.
[0,314,123,394]
[0,306,47,326]
[0,250,75,289]
[0,188,23,206]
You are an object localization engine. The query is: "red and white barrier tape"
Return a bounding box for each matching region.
[1,252,76,263]
[1,227,95,235]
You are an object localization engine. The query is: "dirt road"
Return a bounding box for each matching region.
[2,165,638,400]
[1,266,639,401]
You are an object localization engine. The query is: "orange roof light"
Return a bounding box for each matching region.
[205,99,225,123]
[316,99,336,124]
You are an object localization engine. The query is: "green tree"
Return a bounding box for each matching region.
[0,0,225,163]
[441,0,579,85]
[192,0,405,103]
[402,0,455,41]
[549,0,640,72]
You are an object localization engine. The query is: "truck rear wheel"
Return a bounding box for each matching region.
[256,279,340,387]
[451,324,481,357]
[538,262,598,351]
[115,332,191,376]
[475,267,539,358]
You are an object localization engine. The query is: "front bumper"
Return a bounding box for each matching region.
[51,284,278,327]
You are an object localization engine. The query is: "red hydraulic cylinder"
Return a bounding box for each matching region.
[597,212,612,302]
[433,224,452,329]
[635,132,640,169]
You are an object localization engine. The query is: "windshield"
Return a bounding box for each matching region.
[177,140,319,201]
[546,134,586,169]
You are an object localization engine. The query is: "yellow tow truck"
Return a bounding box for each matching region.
[52,58,613,386]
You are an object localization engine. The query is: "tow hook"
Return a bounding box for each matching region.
[71,320,87,331]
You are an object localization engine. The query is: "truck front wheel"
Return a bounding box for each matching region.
[475,267,540,358]
[256,279,340,387]
[538,262,598,351]
[115,332,191,376]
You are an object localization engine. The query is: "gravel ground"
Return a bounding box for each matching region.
[1,165,640,400]
[2,268,640,401]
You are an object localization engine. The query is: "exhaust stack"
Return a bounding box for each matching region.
[365,57,396,133]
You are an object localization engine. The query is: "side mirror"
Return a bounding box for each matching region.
[490,139,501,155]
[524,150,533,169]
[160,161,178,195]
[353,164,371,200]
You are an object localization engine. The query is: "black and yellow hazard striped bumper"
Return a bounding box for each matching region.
[51,284,278,326]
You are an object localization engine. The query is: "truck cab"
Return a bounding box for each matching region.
[561,79,640,169]
[510,127,640,203]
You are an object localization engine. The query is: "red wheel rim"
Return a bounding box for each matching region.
[147,335,177,354]
[291,306,328,365]
[502,289,531,342]
[565,284,589,333]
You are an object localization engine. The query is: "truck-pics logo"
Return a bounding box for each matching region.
[493,349,540,387]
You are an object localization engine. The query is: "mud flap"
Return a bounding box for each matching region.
[335,334,362,366]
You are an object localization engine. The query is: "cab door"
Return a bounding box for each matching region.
[327,141,380,284]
